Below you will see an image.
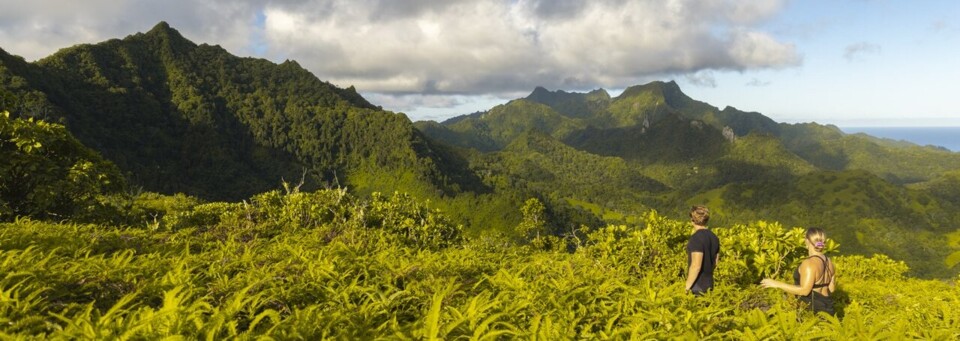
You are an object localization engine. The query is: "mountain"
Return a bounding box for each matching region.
[0,22,482,201]
[414,99,585,152]
[420,81,784,155]
[524,86,611,119]
[417,82,960,277]
[524,81,781,135]
[475,131,668,217]
[779,123,960,183]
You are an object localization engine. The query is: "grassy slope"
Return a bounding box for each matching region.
[1,192,956,339]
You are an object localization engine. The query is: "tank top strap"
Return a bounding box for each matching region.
[807,255,831,288]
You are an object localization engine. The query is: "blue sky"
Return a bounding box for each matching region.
[0,0,957,126]
[678,0,960,126]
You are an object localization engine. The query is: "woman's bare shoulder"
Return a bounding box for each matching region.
[800,256,825,269]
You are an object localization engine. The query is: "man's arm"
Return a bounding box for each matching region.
[685,251,704,291]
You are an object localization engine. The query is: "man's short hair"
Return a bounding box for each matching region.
[690,205,710,226]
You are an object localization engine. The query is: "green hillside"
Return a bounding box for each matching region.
[779,123,960,183]
[432,99,585,151]
[2,187,957,339]
[419,82,960,277]
[911,170,960,207]
[690,169,958,276]
[0,22,477,201]
[473,131,667,218]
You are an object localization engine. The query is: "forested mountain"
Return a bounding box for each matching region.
[778,123,960,183]
[414,99,585,152]
[0,22,479,201]
[418,82,960,277]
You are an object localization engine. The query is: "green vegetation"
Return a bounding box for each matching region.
[779,123,960,183]
[476,131,666,213]
[426,99,586,152]
[0,111,126,222]
[2,189,958,339]
[690,169,960,276]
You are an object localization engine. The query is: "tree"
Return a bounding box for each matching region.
[517,198,547,247]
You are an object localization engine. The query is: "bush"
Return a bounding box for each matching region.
[0,112,127,221]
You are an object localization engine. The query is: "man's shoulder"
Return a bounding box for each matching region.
[708,229,719,239]
[689,229,713,243]
[696,228,719,238]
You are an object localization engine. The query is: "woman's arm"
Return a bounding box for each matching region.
[685,252,703,291]
[760,259,817,296]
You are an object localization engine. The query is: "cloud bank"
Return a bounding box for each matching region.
[0,0,800,111]
[264,0,800,95]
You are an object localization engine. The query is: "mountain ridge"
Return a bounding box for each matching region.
[416,81,960,277]
[0,21,479,201]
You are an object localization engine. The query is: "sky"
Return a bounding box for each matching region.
[0,0,957,126]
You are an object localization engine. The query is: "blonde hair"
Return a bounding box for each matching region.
[690,205,710,226]
[806,227,826,252]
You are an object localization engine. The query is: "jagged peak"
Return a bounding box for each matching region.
[587,88,611,99]
[721,105,761,115]
[527,86,613,100]
[137,21,197,51]
[0,47,25,64]
[280,59,303,69]
[152,21,172,31]
[145,21,184,39]
[617,80,681,99]
[530,86,551,96]
[526,86,567,102]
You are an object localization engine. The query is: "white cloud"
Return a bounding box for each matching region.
[262,0,800,94]
[362,93,465,112]
[685,71,718,88]
[745,78,771,87]
[0,0,800,100]
[0,0,266,61]
[843,42,881,62]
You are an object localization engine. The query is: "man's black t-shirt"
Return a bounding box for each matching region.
[686,228,720,294]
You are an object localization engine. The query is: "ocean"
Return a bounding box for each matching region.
[840,127,960,152]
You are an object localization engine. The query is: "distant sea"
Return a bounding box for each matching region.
[840,126,960,152]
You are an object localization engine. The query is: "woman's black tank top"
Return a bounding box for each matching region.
[793,255,831,289]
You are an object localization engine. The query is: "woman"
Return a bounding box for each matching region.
[760,227,836,315]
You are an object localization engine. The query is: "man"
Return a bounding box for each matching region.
[684,205,720,295]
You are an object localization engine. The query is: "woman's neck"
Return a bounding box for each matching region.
[692,224,707,233]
